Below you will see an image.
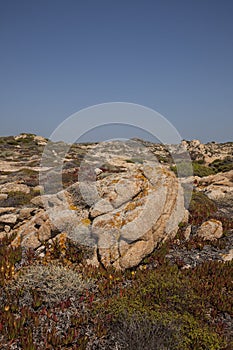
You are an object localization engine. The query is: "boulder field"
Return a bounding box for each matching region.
[0,134,232,269]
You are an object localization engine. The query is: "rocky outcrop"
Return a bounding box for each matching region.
[88,165,185,269]
[0,182,30,195]
[197,170,233,200]
[181,139,233,164]
[4,163,184,269]
[0,134,232,269]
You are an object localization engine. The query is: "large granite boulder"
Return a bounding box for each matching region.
[9,161,185,269]
[88,165,184,269]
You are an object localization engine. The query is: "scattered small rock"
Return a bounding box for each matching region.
[196,219,223,241]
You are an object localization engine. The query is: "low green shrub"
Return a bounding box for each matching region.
[171,162,215,177]
[210,157,233,173]
[111,312,180,349]
[170,161,193,177]
[97,261,231,349]
[192,162,215,177]
[188,191,217,225]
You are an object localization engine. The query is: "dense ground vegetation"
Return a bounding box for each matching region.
[0,231,232,349]
[171,157,233,178]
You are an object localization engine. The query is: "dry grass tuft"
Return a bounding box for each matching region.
[7,262,93,304]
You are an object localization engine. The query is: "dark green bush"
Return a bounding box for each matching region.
[210,157,233,173]
[171,161,193,177]
[98,261,231,349]
[171,162,215,177]
[192,162,215,177]
[111,312,180,349]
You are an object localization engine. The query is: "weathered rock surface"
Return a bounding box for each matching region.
[198,170,233,200]
[0,213,18,224]
[221,248,233,262]
[0,182,30,194]
[181,139,233,164]
[88,165,185,269]
[7,162,184,269]
[196,219,223,241]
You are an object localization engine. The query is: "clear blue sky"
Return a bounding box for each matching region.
[0,0,232,143]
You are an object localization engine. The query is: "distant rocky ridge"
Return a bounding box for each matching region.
[0,133,232,269]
